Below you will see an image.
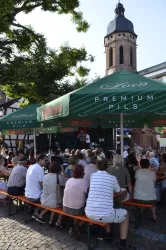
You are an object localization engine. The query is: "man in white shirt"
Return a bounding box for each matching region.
[85,133,90,149]
[25,154,46,219]
[85,159,135,250]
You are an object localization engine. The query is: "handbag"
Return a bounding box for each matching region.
[56,174,63,206]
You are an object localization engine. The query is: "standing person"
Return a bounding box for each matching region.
[63,149,70,170]
[26,141,33,156]
[85,159,135,250]
[85,133,90,149]
[25,154,46,219]
[77,130,86,149]
[36,162,67,226]
[134,159,157,221]
[7,156,27,195]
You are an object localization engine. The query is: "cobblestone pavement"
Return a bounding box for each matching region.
[0,204,166,250]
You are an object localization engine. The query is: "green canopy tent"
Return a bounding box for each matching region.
[37,71,166,153]
[0,104,40,157]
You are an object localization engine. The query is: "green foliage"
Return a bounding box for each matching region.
[0,0,94,104]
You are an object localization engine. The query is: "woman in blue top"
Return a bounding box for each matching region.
[65,155,78,178]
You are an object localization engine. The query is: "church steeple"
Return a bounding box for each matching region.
[104,2,137,75]
[115,2,125,15]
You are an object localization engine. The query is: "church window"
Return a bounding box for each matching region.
[109,47,113,67]
[119,46,123,64]
[130,47,133,66]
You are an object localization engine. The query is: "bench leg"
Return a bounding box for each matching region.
[24,203,34,223]
[8,197,18,216]
[135,207,141,228]
[87,223,91,250]
[87,223,98,250]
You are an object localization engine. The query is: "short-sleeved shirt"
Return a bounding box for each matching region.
[85,171,121,217]
[63,178,89,209]
[8,164,27,187]
[25,163,44,199]
[107,165,131,189]
[41,173,67,208]
[134,169,156,201]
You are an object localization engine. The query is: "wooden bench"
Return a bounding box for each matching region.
[122,199,153,228]
[0,189,127,249]
[0,190,105,250]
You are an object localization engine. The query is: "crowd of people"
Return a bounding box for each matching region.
[0,144,166,250]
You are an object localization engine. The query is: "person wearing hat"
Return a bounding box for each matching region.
[7,156,28,196]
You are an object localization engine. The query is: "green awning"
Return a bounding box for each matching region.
[37,70,166,127]
[0,104,40,130]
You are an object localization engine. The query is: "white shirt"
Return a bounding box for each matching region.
[25,163,44,199]
[134,169,156,201]
[63,178,89,209]
[85,171,121,217]
[86,134,90,143]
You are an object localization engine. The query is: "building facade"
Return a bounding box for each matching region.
[105,2,137,75]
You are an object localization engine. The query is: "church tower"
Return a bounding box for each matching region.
[104,2,137,75]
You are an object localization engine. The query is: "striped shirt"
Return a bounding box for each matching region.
[85,171,120,217]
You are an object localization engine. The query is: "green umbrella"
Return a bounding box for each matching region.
[37,70,166,120]
[0,104,40,157]
[37,70,166,153]
[0,104,40,130]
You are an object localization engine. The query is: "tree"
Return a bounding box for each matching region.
[0,0,94,104]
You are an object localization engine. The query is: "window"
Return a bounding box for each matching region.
[119,46,123,64]
[109,47,113,67]
[130,47,133,66]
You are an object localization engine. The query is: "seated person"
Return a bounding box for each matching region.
[85,159,135,250]
[65,155,78,178]
[51,149,63,166]
[63,165,89,235]
[7,156,27,195]
[107,154,132,202]
[84,156,97,184]
[134,159,157,221]
[0,155,10,176]
[0,155,10,203]
[36,161,67,226]
[7,151,14,164]
[149,152,159,172]
[25,154,45,219]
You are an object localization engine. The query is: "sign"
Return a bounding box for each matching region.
[100,82,148,90]
[159,138,166,147]
[42,105,63,120]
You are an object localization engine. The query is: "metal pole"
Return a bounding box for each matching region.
[120,113,124,156]
[33,128,36,159]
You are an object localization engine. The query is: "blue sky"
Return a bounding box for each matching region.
[17,0,166,78]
